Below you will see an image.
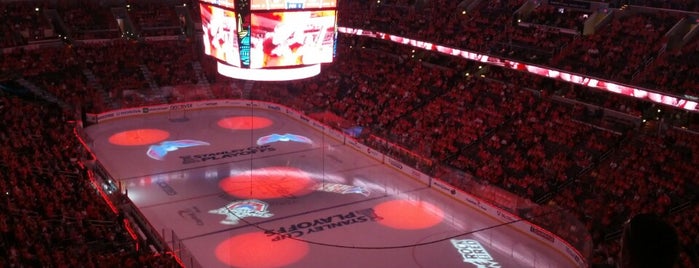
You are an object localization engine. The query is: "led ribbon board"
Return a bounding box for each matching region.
[338,27,699,112]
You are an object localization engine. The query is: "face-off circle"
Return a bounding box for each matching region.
[217,116,273,130]
[108,129,170,146]
[373,200,444,230]
[215,231,309,268]
[219,166,315,199]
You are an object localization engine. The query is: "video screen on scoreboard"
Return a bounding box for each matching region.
[199,0,235,8]
[250,10,336,68]
[200,3,241,67]
[251,0,337,10]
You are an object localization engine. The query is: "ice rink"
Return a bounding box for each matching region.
[84,105,576,268]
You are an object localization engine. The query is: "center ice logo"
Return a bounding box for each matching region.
[209,199,274,225]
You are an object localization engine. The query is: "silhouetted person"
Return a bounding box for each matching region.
[619,213,679,268]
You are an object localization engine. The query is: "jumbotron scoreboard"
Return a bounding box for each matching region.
[199,0,338,81]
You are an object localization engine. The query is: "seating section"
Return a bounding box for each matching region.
[489,5,587,64]
[490,25,576,64]
[551,127,699,266]
[523,5,589,31]
[454,99,620,198]
[126,2,183,37]
[637,37,699,97]
[0,1,57,48]
[0,93,179,267]
[624,0,699,11]
[57,0,121,40]
[554,11,681,83]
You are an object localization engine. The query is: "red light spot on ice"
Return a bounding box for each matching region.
[108,129,170,146]
[373,200,444,230]
[218,116,273,130]
[216,231,309,268]
[220,166,315,199]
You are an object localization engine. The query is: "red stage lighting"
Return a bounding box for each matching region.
[217,116,273,130]
[108,129,170,146]
[373,199,444,230]
[220,166,315,199]
[216,231,309,267]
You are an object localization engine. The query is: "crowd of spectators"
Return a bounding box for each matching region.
[142,41,198,86]
[437,0,527,53]
[0,0,698,267]
[1,46,69,77]
[554,11,681,83]
[290,40,457,134]
[2,0,186,42]
[0,93,179,267]
[496,25,574,64]
[73,40,193,107]
[0,1,58,48]
[667,187,699,267]
[77,41,149,100]
[451,98,620,200]
[126,1,184,37]
[548,125,699,267]
[556,83,647,117]
[57,0,121,40]
[489,5,588,64]
[337,0,698,98]
[637,37,699,97]
[1,38,200,112]
[622,0,699,11]
[522,6,589,32]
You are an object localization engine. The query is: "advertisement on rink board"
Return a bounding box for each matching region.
[169,103,193,111]
[328,128,346,142]
[386,157,403,170]
[116,109,141,116]
[366,147,384,161]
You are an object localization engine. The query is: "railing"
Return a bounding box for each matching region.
[74,120,191,266]
[164,228,203,268]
